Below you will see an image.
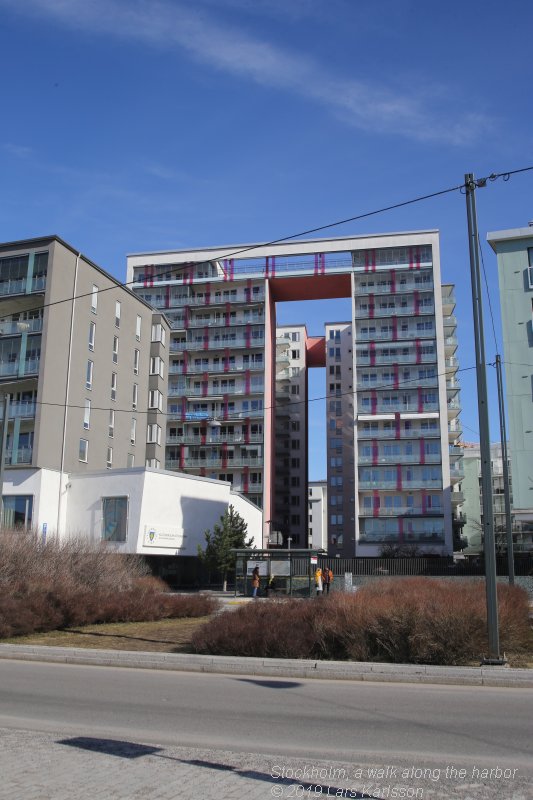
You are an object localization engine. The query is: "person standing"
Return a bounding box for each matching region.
[322,567,333,594]
[251,565,260,598]
[314,566,323,596]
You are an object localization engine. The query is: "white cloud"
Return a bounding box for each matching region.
[0,0,491,145]
[3,142,34,158]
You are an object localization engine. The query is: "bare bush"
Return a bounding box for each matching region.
[191,579,531,665]
[0,530,218,638]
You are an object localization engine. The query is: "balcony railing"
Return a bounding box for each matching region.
[358,453,441,465]
[169,385,265,398]
[0,358,40,378]
[166,409,264,422]
[0,401,37,419]
[185,458,263,468]
[357,377,438,390]
[358,506,441,517]
[0,318,43,335]
[4,446,33,465]
[354,304,434,319]
[170,337,264,352]
[356,352,437,366]
[357,427,441,440]
[357,401,439,414]
[166,433,263,445]
[169,363,264,375]
[356,329,435,342]
[358,478,443,490]
[167,291,265,307]
[353,278,434,296]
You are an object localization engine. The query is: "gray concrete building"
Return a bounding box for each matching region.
[0,236,168,506]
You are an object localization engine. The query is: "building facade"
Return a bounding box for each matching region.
[308,479,327,550]
[460,442,533,554]
[0,236,168,530]
[488,226,533,535]
[127,231,460,555]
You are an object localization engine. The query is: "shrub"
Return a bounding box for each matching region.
[191,578,531,665]
[0,530,218,638]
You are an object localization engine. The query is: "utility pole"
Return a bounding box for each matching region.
[464,173,502,662]
[495,354,515,584]
[0,393,10,528]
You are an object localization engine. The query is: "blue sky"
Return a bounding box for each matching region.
[1,0,532,480]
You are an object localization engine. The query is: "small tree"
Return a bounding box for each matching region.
[198,505,254,591]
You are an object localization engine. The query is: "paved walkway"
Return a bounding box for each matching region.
[2,725,532,800]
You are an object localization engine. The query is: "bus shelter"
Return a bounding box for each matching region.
[233,549,325,598]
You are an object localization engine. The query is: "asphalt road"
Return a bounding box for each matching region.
[0,659,531,766]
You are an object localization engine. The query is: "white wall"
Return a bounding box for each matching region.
[3,468,63,537]
[63,467,262,555]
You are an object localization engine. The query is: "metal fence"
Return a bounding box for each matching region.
[315,555,533,578]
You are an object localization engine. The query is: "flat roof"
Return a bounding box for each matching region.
[127,230,439,259]
[487,226,533,251]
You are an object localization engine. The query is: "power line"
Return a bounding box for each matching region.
[1,162,532,324]
[8,364,476,420]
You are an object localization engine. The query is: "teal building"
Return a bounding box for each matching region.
[488,225,533,542]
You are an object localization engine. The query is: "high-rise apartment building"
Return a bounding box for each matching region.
[460,442,532,553]
[308,480,328,550]
[0,236,168,487]
[487,225,533,536]
[127,231,460,554]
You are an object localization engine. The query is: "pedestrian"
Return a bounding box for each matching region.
[314,566,323,596]
[322,567,333,594]
[251,565,260,598]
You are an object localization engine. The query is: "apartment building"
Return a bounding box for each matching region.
[127,231,460,554]
[308,480,327,550]
[487,225,533,536]
[0,236,168,528]
[461,442,533,553]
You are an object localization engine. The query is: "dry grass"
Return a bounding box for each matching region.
[4,617,210,653]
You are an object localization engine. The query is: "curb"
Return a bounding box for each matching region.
[0,644,532,687]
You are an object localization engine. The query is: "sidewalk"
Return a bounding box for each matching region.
[0,643,531,687]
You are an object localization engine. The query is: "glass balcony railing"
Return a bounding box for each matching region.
[356,352,437,366]
[170,337,264,352]
[4,446,33,465]
[357,401,440,414]
[166,433,263,445]
[356,328,435,342]
[354,304,435,319]
[357,427,441,440]
[358,453,441,465]
[358,478,443,490]
[0,358,40,378]
[0,401,36,419]
[0,318,43,335]
[358,506,441,517]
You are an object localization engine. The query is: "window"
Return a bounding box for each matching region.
[150,356,164,377]
[79,439,88,462]
[112,336,119,364]
[106,447,113,469]
[527,248,533,288]
[111,372,117,401]
[130,418,136,445]
[88,321,95,351]
[102,496,128,542]
[127,453,135,468]
[132,383,138,410]
[151,323,166,345]
[291,349,300,359]
[147,424,162,445]
[115,301,121,328]
[149,390,163,411]
[91,285,98,313]
[1,494,33,528]
[108,409,115,438]
[83,399,91,430]
[136,315,142,341]
[86,360,93,390]
[133,349,140,374]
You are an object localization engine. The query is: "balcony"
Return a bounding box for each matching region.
[451,491,464,504]
[441,286,456,314]
[0,358,40,379]
[170,337,264,352]
[357,376,438,390]
[356,328,435,342]
[0,318,43,335]
[185,458,263,468]
[354,304,435,319]
[445,356,459,370]
[166,291,265,308]
[0,401,37,419]
[358,453,441,465]
[357,401,440,414]
[187,316,264,329]
[177,385,265,398]
[354,277,434,296]
[4,446,33,465]
[356,351,437,366]
[357,427,441,440]
[358,478,443,490]
[166,432,263,445]
[358,506,440,517]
